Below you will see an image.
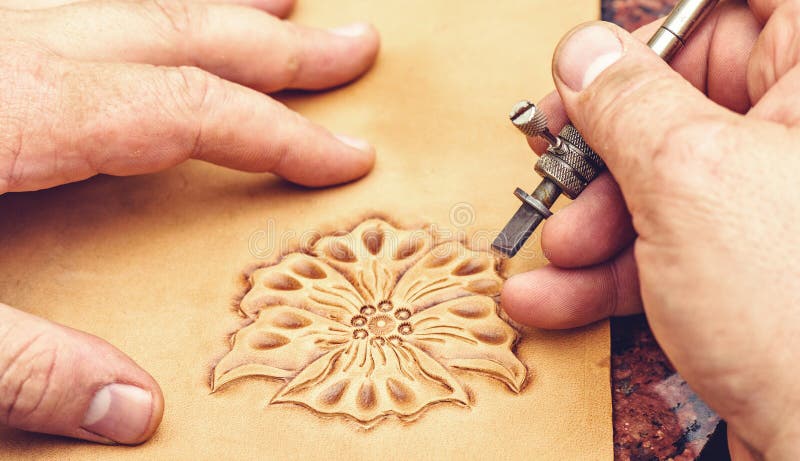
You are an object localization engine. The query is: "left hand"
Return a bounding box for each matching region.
[0,0,380,194]
[0,0,379,446]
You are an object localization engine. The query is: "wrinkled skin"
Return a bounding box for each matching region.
[502,1,800,459]
[0,0,379,446]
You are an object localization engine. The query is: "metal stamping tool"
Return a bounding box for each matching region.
[492,0,721,258]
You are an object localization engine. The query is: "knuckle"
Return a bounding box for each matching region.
[763,1,800,80]
[650,117,731,182]
[282,51,301,89]
[161,66,220,157]
[649,118,695,167]
[0,45,64,193]
[0,332,59,427]
[581,62,730,176]
[629,117,734,239]
[144,0,203,38]
[269,22,302,90]
[581,63,660,154]
[0,124,24,195]
[165,66,215,115]
[643,122,704,204]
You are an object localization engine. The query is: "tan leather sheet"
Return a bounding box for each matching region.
[0,0,611,459]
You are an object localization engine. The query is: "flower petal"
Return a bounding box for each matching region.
[271,338,468,425]
[406,296,527,393]
[212,305,350,391]
[241,253,365,322]
[392,242,503,311]
[311,219,435,305]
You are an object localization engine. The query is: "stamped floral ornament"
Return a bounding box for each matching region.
[212,219,527,426]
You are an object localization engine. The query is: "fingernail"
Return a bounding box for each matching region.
[335,134,372,152]
[82,384,153,445]
[556,24,623,92]
[329,22,370,37]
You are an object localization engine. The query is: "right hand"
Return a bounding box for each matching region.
[0,0,379,445]
[501,1,800,458]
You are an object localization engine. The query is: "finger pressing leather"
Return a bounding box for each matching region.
[31,60,375,190]
[541,172,635,268]
[11,0,379,93]
[0,304,164,444]
[501,245,642,329]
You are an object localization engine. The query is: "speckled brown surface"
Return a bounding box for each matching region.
[602,0,676,29]
[604,1,727,460]
[612,317,721,460]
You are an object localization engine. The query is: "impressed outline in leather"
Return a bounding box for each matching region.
[212,218,527,427]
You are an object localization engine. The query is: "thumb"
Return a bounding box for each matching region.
[0,304,164,445]
[551,22,738,192]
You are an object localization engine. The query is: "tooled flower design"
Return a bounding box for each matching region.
[212,219,527,426]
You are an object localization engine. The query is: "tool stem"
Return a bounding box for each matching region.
[648,0,720,60]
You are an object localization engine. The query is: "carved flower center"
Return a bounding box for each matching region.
[368,315,395,336]
[351,300,414,341]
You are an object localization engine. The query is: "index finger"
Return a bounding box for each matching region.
[1,56,375,193]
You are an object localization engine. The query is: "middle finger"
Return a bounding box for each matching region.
[6,0,380,93]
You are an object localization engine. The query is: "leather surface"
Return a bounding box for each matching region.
[0,0,611,459]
